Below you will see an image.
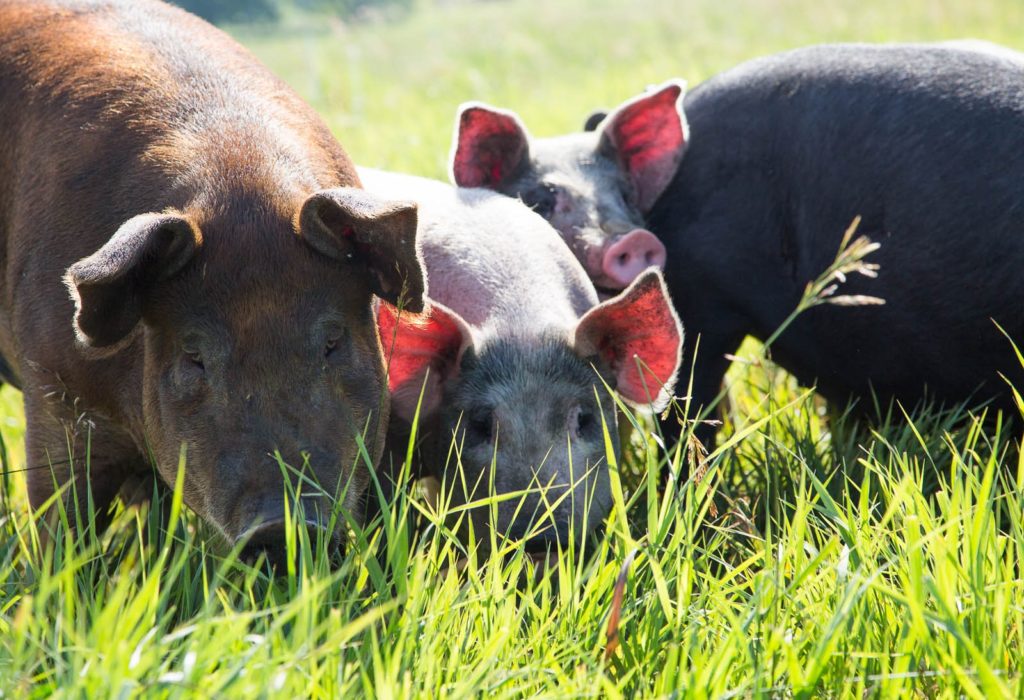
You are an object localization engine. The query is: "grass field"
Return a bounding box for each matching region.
[3,0,1024,696]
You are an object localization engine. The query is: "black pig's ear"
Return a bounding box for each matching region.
[583,110,608,132]
[449,102,531,189]
[65,213,200,352]
[300,187,425,313]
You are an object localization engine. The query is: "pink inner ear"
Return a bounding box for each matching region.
[604,83,687,213]
[451,105,529,189]
[378,302,466,420]
[575,272,682,410]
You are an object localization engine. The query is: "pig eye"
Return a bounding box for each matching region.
[182,348,204,371]
[324,336,339,359]
[521,183,559,219]
[322,325,347,360]
[467,410,494,443]
[570,405,596,440]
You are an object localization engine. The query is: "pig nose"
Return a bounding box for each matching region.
[238,519,336,571]
[504,519,569,553]
[600,229,667,288]
[520,531,565,555]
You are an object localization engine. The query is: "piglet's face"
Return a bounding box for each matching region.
[449,82,688,292]
[437,337,619,551]
[380,269,682,553]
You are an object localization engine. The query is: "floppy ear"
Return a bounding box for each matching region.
[300,187,426,312]
[449,102,531,189]
[574,269,682,412]
[377,301,474,422]
[64,212,200,351]
[598,80,689,213]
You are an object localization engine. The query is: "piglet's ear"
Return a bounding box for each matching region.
[378,301,473,422]
[300,187,426,312]
[574,269,682,412]
[65,213,200,352]
[598,80,689,213]
[449,102,530,189]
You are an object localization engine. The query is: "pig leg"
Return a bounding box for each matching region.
[24,388,149,535]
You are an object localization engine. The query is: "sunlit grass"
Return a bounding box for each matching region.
[2,384,1021,696]
[2,0,1024,696]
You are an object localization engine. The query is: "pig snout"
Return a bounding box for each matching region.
[506,521,570,554]
[238,518,338,570]
[601,229,666,289]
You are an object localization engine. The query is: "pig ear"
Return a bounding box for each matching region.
[598,80,689,213]
[300,187,426,312]
[449,102,530,189]
[377,300,473,422]
[64,213,200,352]
[574,269,682,412]
[583,110,609,132]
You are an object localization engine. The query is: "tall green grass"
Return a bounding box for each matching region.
[3,0,1024,696]
[3,370,1021,696]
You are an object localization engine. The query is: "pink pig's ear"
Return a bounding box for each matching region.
[450,102,531,189]
[378,301,473,422]
[598,80,689,213]
[574,269,683,412]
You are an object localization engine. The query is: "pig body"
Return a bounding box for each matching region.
[0,0,425,561]
[361,168,681,549]
[361,170,597,334]
[451,42,1024,446]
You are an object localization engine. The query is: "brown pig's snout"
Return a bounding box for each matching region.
[237,516,339,570]
[217,446,349,542]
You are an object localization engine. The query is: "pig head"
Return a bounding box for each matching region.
[59,193,423,553]
[380,270,681,551]
[449,81,688,292]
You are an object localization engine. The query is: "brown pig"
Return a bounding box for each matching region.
[0,0,425,563]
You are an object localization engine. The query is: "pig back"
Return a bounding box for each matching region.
[0,0,356,383]
[357,169,599,334]
[657,42,1024,408]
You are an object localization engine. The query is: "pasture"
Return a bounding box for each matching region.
[2,0,1024,696]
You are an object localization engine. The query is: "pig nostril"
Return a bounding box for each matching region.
[617,252,630,267]
[521,530,567,555]
[238,520,334,572]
